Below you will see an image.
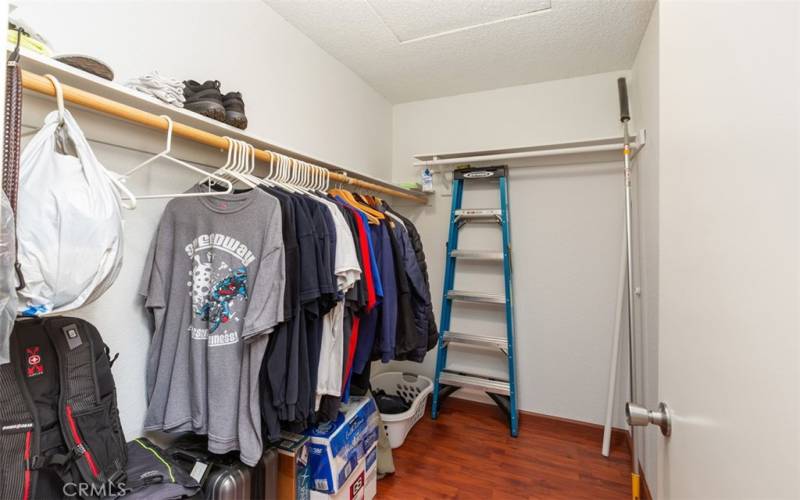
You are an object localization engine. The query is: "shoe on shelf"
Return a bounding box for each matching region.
[183,80,225,122]
[222,91,248,130]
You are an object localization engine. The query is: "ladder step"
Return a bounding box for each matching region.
[454,208,501,218]
[450,249,504,261]
[443,331,508,350]
[447,290,505,304]
[439,371,510,395]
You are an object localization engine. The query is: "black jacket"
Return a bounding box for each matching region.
[383,203,438,360]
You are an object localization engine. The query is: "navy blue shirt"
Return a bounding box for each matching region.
[353,221,397,372]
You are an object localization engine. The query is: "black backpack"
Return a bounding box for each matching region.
[0,316,127,499]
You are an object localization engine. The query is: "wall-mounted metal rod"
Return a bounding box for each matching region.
[413,142,640,167]
[20,69,427,204]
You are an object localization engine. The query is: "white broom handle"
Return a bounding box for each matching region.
[602,213,628,456]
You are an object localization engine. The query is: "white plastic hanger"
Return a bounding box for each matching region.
[290,157,304,190]
[43,74,65,126]
[301,162,313,191]
[22,75,69,139]
[275,153,300,194]
[230,139,258,188]
[323,166,331,193]
[43,73,138,209]
[277,154,291,190]
[260,152,277,188]
[122,115,233,201]
[244,144,261,187]
[312,164,321,192]
[208,136,236,187]
[314,165,331,196]
[258,151,277,188]
[211,137,245,188]
[234,140,259,188]
[249,147,280,190]
[301,162,332,205]
[309,163,326,198]
[244,144,261,186]
[222,138,243,181]
[207,138,256,189]
[290,159,307,193]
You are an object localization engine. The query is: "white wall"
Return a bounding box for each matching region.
[12,0,393,439]
[629,4,659,495]
[389,71,637,428]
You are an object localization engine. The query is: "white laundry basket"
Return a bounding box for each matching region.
[371,371,433,449]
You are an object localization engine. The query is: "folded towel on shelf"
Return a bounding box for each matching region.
[127,83,184,106]
[125,71,186,107]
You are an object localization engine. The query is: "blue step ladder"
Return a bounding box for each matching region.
[431,165,519,436]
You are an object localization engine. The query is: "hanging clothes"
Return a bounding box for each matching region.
[315,196,361,408]
[141,177,437,454]
[382,201,435,361]
[383,201,438,358]
[383,209,417,360]
[140,186,286,466]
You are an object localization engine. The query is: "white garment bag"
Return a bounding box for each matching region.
[0,190,17,363]
[16,108,126,315]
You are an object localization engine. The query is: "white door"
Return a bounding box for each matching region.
[655,1,799,498]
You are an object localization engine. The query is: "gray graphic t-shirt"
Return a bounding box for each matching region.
[139,188,285,465]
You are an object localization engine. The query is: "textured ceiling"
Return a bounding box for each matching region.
[265,0,656,103]
[367,0,552,43]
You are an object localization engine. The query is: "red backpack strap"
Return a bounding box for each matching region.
[46,318,127,491]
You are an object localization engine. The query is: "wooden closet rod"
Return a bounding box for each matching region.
[20,69,427,204]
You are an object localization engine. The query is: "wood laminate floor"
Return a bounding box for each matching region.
[378,398,632,499]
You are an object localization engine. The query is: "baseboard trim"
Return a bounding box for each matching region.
[448,392,631,441]
[518,407,629,436]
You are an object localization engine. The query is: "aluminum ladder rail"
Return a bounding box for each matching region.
[431,165,519,436]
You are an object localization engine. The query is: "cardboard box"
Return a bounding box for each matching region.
[305,397,379,493]
[277,431,311,500]
[364,446,378,500]
[310,444,377,500]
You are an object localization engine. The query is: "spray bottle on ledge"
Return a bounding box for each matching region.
[421,168,434,193]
